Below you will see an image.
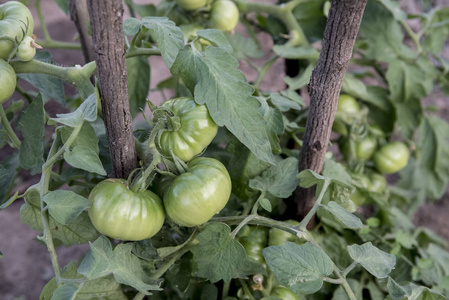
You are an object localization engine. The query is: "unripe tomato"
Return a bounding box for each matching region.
[350,174,371,206]
[374,142,409,174]
[159,97,218,162]
[0,59,17,104]
[88,179,165,241]
[340,136,377,161]
[271,286,303,300]
[176,0,208,10]
[16,36,36,61]
[163,157,231,227]
[333,94,360,136]
[268,220,301,246]
[368,172,386,193]
[0,1,34,60]
[209,0,239,32]
[239,226,268,264]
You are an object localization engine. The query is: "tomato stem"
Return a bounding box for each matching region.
[0,105,21,149]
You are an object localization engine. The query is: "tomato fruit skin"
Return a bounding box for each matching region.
[333,94,360,136]
[0,1,34,60]
[271,286,302,300]
[0,59,17,104]
[209,0,239,32]
[368,172,386,193]
[268,220,301,246]
[163,157,231,227]
[341,135,377,161]
[374,142,409,174]
[16,36,36,61]
[88,179,165,241]
[176,0,208,10]
[350,174,371,206]
[159,97,218,162]
[239,226,268,264]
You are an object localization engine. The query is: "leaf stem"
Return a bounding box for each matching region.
[35,0,51,41]
[239,279,256,300]
[35,39,82,50]
[399,20,422,54]
[342,261,358,277]
[150,248,189,280]
[340,277,357,300]
[0,105,21,149]
[298,180,330,230]
[254,55,279,90]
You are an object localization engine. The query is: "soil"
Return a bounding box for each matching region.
[0,0,448,299]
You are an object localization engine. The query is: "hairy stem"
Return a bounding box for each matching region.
[0,105,21,149]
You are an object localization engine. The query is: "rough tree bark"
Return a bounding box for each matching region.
[294,0,368,220]
[70,0,95,63]
[87,0,137,178]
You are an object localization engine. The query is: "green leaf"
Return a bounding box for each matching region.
[20,190,99,246]
[171,46,275,164]
[43,190,91,225]
[324,202,363,229]
[123,17,142,36]
[18,73,65,104]
[127,55,150,117]
[387,277,446,300]
[259,198,272,212]
[51,284,79,300]
[19,94,45,175]
[190,223,248,282]
[141,16,184,69]
[284,64,314,90]
[197,29,233,53]
[78,236,162,295]
[51,93,98,127]
[297,169,325,188]
[61,122,100,153]
[249,157,299,198]
[55,0,69,14]
[422,8,449,54]
[273,45,319,60]
[0,153,20,204]
[269,92,303,112]
[331,279,362,300]
[378,0,407,21]
[262,242,334,294]
[258,96,284,153]
[226,31,263,59]
[347,242,396,278]
[64,145,107,176]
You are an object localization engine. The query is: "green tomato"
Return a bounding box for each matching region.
[159,97,218,162]
[368,172,386,193]
[350,174,371,206]
[374,142,409,174]
[239,226,268,264]
[333,94,360,136]
[341,135,377,161]
[88,179,165,241]
[176,0,208,10]
[209,0,239,32]
[16,35,36,61]
[0,59,16,104]
[271,286,302,300]
[0,1,34,60]
[163,157,231,227]
[268,220,301,246]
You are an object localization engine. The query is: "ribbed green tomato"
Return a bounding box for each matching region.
[88,179,165,241]
[163,157,231,227]
[271,286,303,300]
[374,142,409,174]
[0,59,16,104]
[176,0,208,10]
[239,226,268,264]
[268,220,301,246]
[16,35,35,61]
[209,0,239,32]
[340,136,377,161]
[0,1,34,60]
[159,97,218,162]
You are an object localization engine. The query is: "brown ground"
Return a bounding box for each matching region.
[0,1,448,299]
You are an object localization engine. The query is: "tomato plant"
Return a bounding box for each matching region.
[0,59,16,104]
[163,157,231,227]
[88,179,165,241]
[158,97,218,162]
[0,1,34,60]
[1,0,449,299]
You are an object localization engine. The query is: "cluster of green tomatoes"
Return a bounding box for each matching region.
[88,97,233,241]
[159,0,240,35]
[334,94,410,206]
[0,1,41,105]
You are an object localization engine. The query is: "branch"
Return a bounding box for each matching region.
[293,0,368,220]
[70,0,95,63]
[87,0,137,178]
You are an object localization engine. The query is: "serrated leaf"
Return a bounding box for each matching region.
[258,96,283,153]
[61,122,99,153]
[127,55,150,117]
[197,29,233,53]
[190,223,248,282]
[141,17,184,68]
[124,17,142,36]
[297,169,325,188]
[171,46,275,164]
[51,93,97,127]
[78,236,162,295]
[43,190,91,225]
[249,157,299,198]
[19,94,45,174]
[270,92,303,112]
[20,190,99,246]
[64,145,106,176]
[325,202,363,229]
[18,73,65,104]
[225,31,264,59]
[263,242,334,294]
[347,242,396,278]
